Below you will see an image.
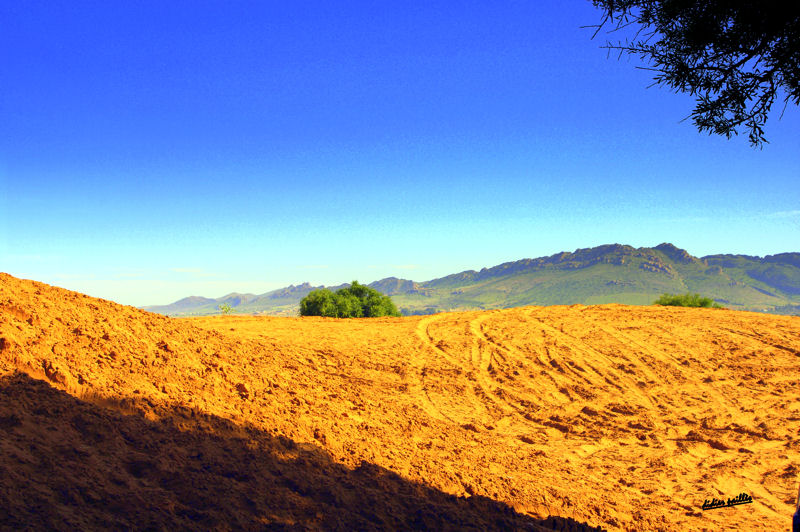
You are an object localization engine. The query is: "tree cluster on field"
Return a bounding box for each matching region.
[299,281,400,318]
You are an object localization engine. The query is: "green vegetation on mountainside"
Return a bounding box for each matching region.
[143,244,800,317]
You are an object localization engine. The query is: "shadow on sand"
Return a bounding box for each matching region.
[0,372,604,531]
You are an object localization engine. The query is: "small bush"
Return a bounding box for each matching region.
[654,293,724,308]
[299,281,400,318]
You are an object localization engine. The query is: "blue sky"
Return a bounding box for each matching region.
[2,1,798,306]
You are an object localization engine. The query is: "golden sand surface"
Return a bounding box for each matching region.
[2,272,798,530]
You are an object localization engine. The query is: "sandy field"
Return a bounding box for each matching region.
[1,272,798,530]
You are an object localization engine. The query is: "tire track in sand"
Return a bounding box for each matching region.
[468,311,594,411]
[412,315,491,425]
[467,312,533,417]
[522,308,658,411]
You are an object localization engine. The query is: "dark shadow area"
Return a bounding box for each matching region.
[0,372,605,531]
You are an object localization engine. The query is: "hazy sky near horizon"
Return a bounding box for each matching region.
[2,1,799,306]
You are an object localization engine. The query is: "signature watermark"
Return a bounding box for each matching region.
[701,493,753,511]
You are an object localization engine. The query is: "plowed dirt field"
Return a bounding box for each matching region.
[1,272,799,530]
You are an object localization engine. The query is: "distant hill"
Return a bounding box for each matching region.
[142,243,800,316]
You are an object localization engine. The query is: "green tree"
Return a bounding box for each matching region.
[334,291,364,318]
[336,281,400,318]
[299,288,339,317]
[589,1,800,147]
[219,303,234,314]
[299,281,400,318]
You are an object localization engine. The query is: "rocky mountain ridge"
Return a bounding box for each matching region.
[143,243,800,316]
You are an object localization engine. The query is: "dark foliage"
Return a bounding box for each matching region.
[590,1,800,146]
[654,292,724,308]
[298,288,339,317]
[299,281,400,318]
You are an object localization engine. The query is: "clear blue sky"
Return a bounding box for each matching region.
[2,1,798,306]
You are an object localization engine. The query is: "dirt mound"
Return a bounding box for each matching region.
[2,372,577,530]
[2,272,799,530]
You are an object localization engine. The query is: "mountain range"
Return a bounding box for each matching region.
[142,243,800,316]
